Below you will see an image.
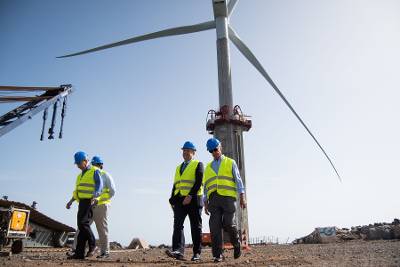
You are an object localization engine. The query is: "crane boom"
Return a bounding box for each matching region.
[0,85,73,139]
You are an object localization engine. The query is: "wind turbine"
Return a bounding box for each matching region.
[59,0,341,247]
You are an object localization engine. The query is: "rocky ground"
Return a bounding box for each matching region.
[1,240,400,266]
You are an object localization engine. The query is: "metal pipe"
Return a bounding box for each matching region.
[48,101,59,139]
[40,108,48,141]
[58,97,67,139]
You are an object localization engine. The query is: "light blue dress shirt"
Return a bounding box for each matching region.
[101,170,116,199]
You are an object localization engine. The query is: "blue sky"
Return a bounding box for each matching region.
[1,0,400,246]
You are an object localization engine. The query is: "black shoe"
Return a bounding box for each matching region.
[233,244,241,259]
[191,253,200,261]
[86,246,97,258]
[96,253,110,259]
[65,250,75,256]
[66,253,84,260]
[165,250,184,260]
[213,255,223,263]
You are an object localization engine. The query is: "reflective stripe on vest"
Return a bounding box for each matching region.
[173,160,203,196]
[75,166,97,199]
[203,156,237,199]
[98,169,111,205]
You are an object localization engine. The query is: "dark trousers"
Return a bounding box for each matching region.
[75,199,96,258]
[208,193,240,257]
[172,197,202,255]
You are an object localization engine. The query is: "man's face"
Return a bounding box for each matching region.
[76,159,88,171]
[93,163,103,170]
[211,145,222,160]
[182,148,195,162]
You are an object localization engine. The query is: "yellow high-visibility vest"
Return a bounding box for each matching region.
[173,160,203,196]
[74,166,97,200]
[98,169,111,205]
[203,156,237,199]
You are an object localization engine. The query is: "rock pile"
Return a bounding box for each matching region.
[109,241,123,250]
[351,219,400,241]
[127,238,149,249]
[294,219,400,244]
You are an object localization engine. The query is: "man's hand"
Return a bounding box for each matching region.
[66,200,73,209]
[91,198,98,206]
[240,193,247,209]
[204,200,209,215]
[182,195,192,205]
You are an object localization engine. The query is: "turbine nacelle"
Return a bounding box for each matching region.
[212,0,228,18]
[212,0,239,17]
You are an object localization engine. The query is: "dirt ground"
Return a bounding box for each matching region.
[1,240,400,266]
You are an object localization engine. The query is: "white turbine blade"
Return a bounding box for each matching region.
[58,20,216,58]
[228,0,239,16]
[228,26,342,182]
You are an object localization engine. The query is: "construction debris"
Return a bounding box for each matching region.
[128,238,149,249]
[109,241,123,250]
[293,219,400,244]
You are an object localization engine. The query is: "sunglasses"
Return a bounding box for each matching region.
[209,148,218,153]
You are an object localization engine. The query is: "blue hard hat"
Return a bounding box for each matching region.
[206,138,220,152]
[91,156,103,165]
[182,141,196,151]
[74,151,88,164]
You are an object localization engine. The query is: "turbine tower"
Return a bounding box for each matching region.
[59,0,341,247]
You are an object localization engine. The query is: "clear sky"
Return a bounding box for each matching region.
[1,0,400,246]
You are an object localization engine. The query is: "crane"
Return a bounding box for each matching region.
[0,85,72,140]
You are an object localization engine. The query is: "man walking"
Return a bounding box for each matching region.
[66,151,103,259]
[166,141,204,261]
[67,155,115,259]
[203,138,247,262]
[90,156,116,258]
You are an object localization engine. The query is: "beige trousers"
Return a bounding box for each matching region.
[73,204,110,254]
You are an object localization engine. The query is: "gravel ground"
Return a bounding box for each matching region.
[1,240,400,266]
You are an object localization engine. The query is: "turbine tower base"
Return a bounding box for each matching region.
[206,105,252,248]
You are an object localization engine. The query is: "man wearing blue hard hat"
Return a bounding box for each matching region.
[203,138,247,262]
[90,156,115,258]
[166,141,204,261]
[68,156,116,259]
[66,151,103,259]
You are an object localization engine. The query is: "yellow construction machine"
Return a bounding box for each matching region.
[0,206,30,254]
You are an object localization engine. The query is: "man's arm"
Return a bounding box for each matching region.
[93,169,103,198]
[67,176,79,209]
[169,185,175,202]
[169,165,178,205]
[203,188,208,202]
[66,196,75,209]
[232,160,247,209]
[203,178,210,215]
[232,161,245,194]
[73,189,78,201]
[203,189,210,215]
[104,172,116,198]
[189,162,204,196]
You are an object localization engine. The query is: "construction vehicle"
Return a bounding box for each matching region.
[0,206,30,254]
